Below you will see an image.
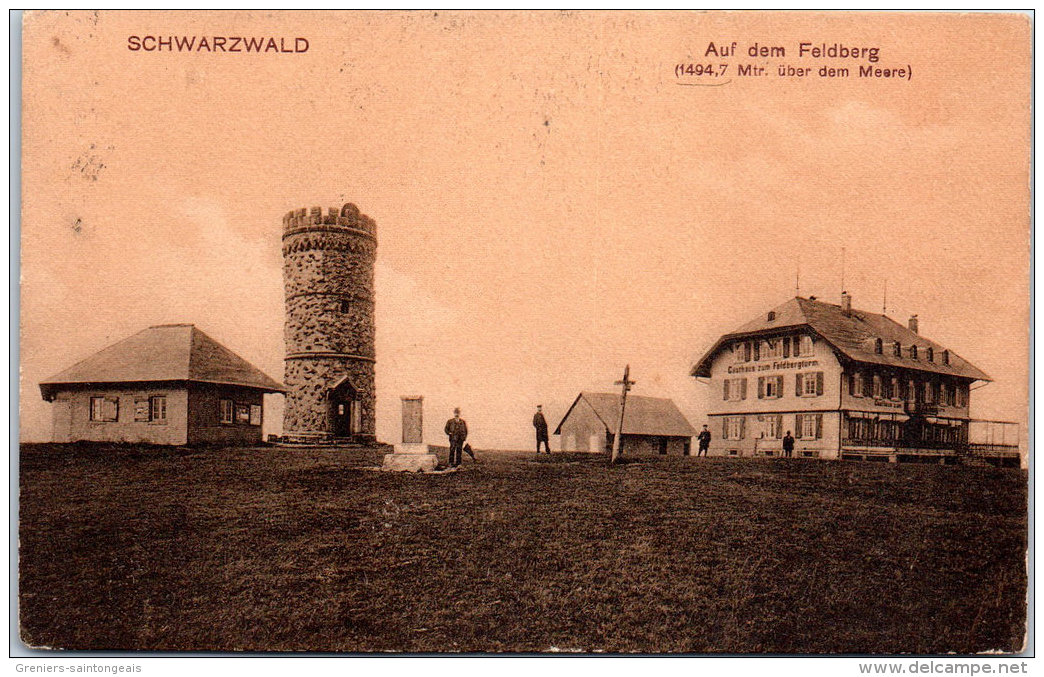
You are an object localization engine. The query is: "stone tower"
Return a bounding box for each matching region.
[282,203,377,444]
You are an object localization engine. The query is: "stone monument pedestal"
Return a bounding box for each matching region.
[381,396,440,472]
[382,443,438,472]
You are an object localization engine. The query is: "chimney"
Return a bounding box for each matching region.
[841,291,852,316]
[908,314,919,334]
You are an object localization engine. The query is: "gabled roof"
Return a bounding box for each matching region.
[40,324,284,399]
[690,297,990,382]
[554,392,697,437]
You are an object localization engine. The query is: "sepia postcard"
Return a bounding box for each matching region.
[16,10,1031,656]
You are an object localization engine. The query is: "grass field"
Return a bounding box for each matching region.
[18,443,1027,653]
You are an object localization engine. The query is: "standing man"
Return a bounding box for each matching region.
[445,407,468,468]
[697,424,712,457]
[782,430,795,458]
[533,405,551,455]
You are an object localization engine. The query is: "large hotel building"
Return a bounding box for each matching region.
[691,294,1019,465]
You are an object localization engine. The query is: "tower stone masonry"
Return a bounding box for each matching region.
[282,203,377,443]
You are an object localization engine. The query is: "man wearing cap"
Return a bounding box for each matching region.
[697,425,712,457]
[444,408,468,468]
[533,405,551,455]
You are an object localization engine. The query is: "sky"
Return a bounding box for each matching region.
[19,11,1031,449]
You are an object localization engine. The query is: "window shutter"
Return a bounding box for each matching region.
[776,415,783,439]
[816,372,824,396]
[744,342,751,362]
[815,414,823,439]
[795,414,803,439]
[758,377,765,399]
[783,337,790,358]
[740,378,748,400]
[753,341,760,361]
[776,375,784,398]
[723,380,730,401]
[795,373,803,397]
[739,417,746,439]
[722,418,728,439]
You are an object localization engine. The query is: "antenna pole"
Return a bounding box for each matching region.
[795,259,800,296]
[840,246,846,294]
[883,279,888,315]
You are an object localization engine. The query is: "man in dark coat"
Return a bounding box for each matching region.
[445,408,468,467]
[782,430,795,458]
[533,405,551,454]
[697,425,712,456]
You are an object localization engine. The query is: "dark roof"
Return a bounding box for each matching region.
[554,392,696,437]
[40,324,284,399]
[690,297,990,381]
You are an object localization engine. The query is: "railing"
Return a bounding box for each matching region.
[967,443,1020,454]
[844,437,966,451]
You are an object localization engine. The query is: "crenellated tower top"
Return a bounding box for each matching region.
[282,203,377,237]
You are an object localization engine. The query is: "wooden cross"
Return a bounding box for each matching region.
[610,364,635,464]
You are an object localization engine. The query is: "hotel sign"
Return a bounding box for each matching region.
[728,359,819,374]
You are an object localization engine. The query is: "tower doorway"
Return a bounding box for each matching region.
[329,378,362,438]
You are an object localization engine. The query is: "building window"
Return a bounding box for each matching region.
[760,414,783,439]
[926,347,934,363]
[893,341,902,357]
[874,338,883,354]
[924,381,935,404]
[849,372,863,397]
[89,396,119,422]
[797,372,823,397]
[133,398,150,422]
[955,384,966,408]
[908,379,918,402]
[795,413,822,439]
[236,404,251,424]
[149,395,167,423]
[723,416,745,440]
[767,311,776,321]
[793,335,814,357]
[909,345,918,360]
[724,377,748,401]
[848,416,871,441]
[758,375,783,399]
[942,350,950,365]
[339,299,351,313]
[762,338,783,359]
[872,374,882,399]
[220,399,234,424]
[249,404,262,426]
[861,371,872,398]
[886,376,899,400]
[734,342,751,363]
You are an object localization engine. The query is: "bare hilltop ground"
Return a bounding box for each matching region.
[18,444,1026,654]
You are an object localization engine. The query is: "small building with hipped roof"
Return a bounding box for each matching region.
[39,324,284,445]
[554,392,696,456]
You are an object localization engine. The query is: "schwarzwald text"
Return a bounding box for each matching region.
[127,36,309,53]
